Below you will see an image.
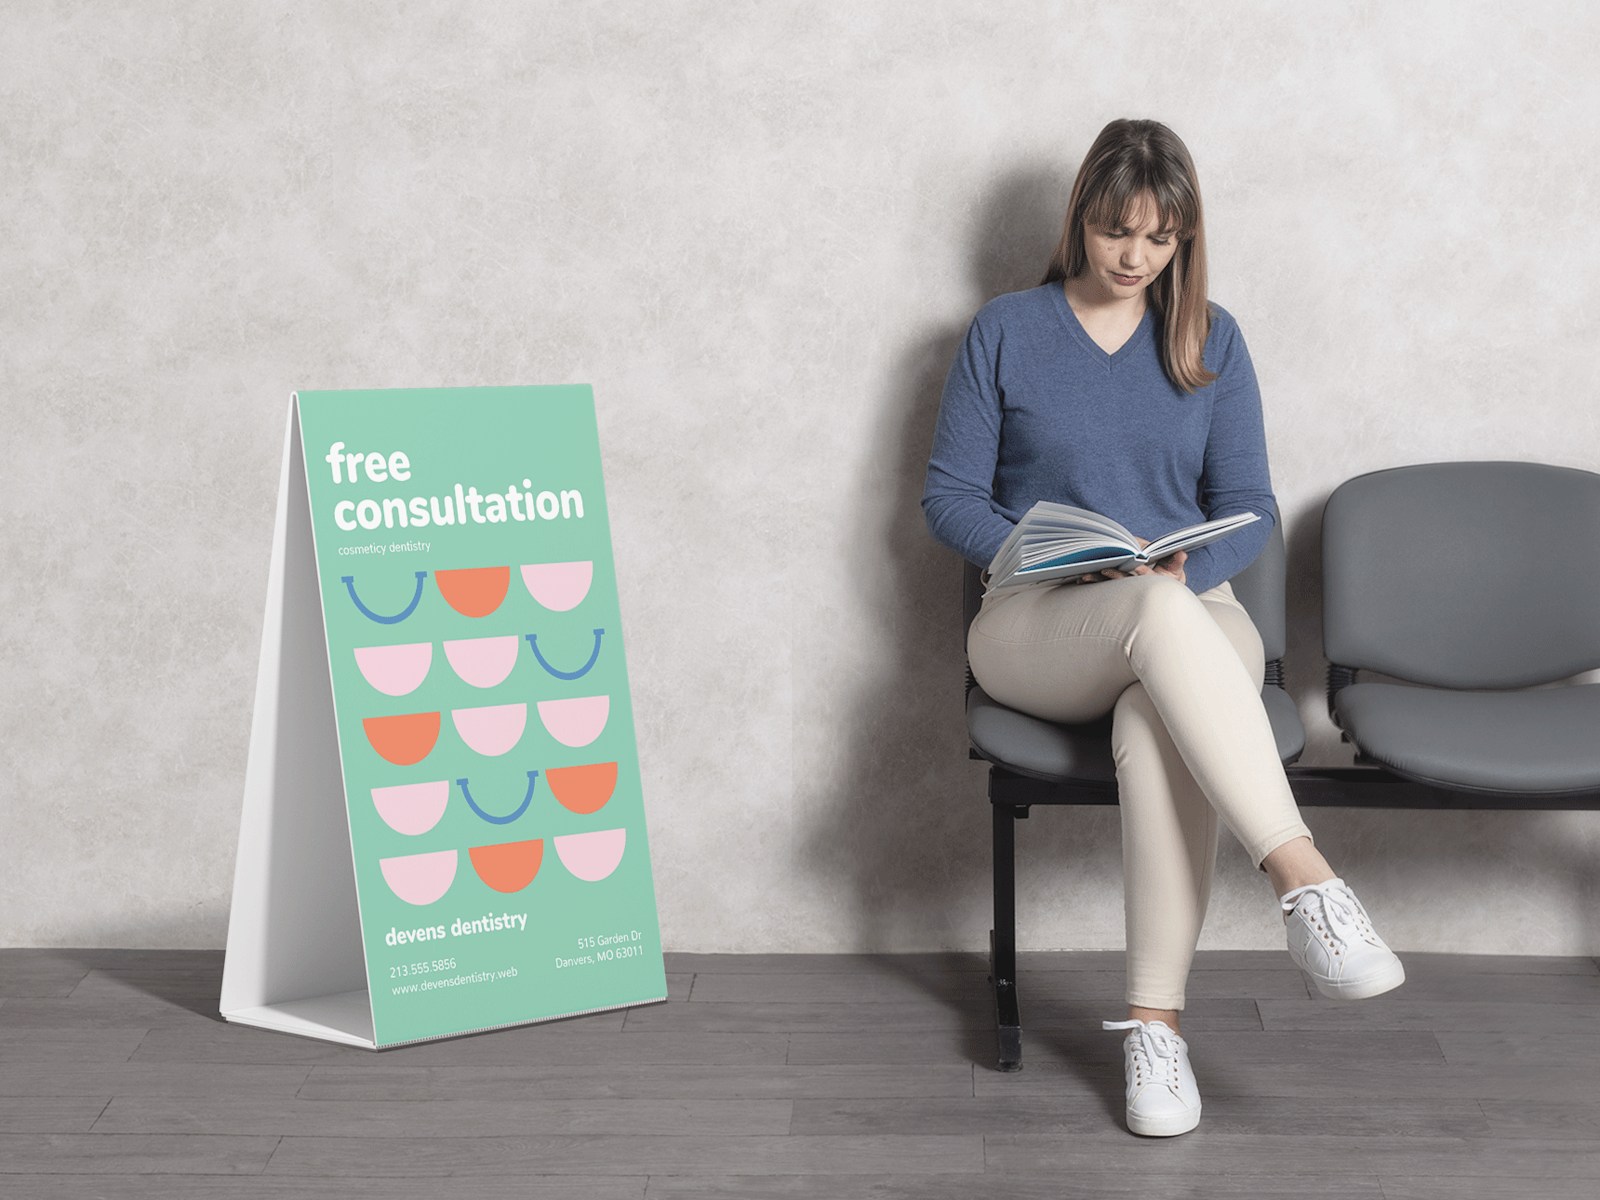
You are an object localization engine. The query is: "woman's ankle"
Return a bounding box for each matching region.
[1127,1004,1181,1035]
[1262,836,1336,897]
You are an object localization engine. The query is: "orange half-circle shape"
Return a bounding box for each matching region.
[436,566,511,618]
[545,761,618,815]
[469,839,544,893]
[363,711,441,766]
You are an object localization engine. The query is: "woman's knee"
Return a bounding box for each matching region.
[1127,572,1205,630]
[1204,602,1266,691]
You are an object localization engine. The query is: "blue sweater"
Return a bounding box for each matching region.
[921,282,1277,597]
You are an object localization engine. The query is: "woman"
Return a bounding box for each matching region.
[921,118,1405,1138]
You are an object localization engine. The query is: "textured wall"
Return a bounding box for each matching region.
[5,2,1597,954]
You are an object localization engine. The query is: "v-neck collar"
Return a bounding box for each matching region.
[1050,281,1154,368]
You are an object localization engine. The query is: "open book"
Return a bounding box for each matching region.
[985,501,1261,592]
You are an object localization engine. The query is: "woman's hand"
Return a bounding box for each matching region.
[1076,536,1187,585]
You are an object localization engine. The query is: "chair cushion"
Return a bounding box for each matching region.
[966,688,1117,782]
[967,684,1305,783]
[1335,681,1600,795]
[1261,685,1307,765]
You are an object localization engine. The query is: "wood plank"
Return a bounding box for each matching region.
[1258,997,1600,1033]
[643,1173,1384,1199]
[91,1094,793,1136]
[791,1093,1487,1137]
[1476,1100,1600,1140]
[784,1000,1255,1068]
[1433,1029,1600,1068]
[973,1057,1597,1103]
[804,1027,1443,1084]
[687,972,993,1004]
[132,1024,778,1065]
[982,1132,1600,1178]
[68,968,237,1005]
[0,1096,109,1134]
[687,966,1311,1004]
[0,1175,642,1198]
[626,993,1269,1036]
[1172,1028,1446,1064]
[1370,971,1600,1004]
[0,1029,147,1062]
[0,998,234,1030]
[786,1030,1065,1068]
[620,1000,988,1034]
[0,1063,311,1098]
[1377,1178,1600,1200]
[300,1063,974,1102]
[0,1132,276,1174]
[1378,952,1598,977]
[0,957,91,998]
[264,1133,984,1177]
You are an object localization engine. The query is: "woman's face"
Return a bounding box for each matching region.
[1080,192,1181,302]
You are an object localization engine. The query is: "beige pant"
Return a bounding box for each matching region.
[968,571,1314,1010]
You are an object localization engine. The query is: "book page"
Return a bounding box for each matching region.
[1142,511,1259,559]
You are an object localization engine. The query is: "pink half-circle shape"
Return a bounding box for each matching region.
[353,642,432,696]
[443,635,519,688]
[537,695,610,747]
[370,780,450,836]
[452,703,527,756]
[379,849,457,905]
[521,561,593,612]
[553,827,626,882]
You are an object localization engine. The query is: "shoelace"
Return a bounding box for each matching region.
[1280,877,1383,948]
[1101,1018,1182,1090]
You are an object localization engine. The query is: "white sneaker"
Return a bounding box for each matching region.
[1100,1018,1201,1136]
[1281,876,1405,1000]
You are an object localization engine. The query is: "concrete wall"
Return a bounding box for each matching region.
[5,1,1596,953]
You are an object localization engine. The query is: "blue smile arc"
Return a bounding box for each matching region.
[343,572,428,624]
[524,628,605,680]
[457,771,539,825]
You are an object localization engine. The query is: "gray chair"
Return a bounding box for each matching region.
[962,502,1302,1071]
[1324,460,1600,796]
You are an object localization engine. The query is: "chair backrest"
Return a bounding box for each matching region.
[1229,500,1287,662]
[962,500,1288,659]
[1322,460,1600,688]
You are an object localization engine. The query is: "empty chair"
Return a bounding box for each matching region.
[1323,460,1600,797]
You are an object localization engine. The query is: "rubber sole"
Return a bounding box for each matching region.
[1127,1102,1202,1137]
[1303,955,1406,1000]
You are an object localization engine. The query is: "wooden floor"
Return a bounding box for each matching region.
[1,947,1598,1198]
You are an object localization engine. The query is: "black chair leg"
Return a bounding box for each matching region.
[989,800,1023,1071]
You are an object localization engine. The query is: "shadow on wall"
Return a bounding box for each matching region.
[792,161,1098,976]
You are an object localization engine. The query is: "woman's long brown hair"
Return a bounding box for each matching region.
[1042,119,1216,393]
